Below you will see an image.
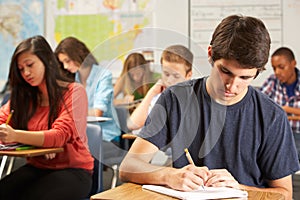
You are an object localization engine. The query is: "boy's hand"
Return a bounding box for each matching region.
[166,165,211,191]
[205,169,240,189]
[148,79,166,96]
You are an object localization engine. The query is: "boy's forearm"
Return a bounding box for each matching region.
[119,155,171,185]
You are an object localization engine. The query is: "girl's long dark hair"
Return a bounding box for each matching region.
[9,35,69,129]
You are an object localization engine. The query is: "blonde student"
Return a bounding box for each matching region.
[127,45,193,131]
[119,15,300,200]
[114,52,160,105]
[0,35,93,199]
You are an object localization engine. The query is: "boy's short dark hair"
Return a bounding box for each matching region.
[272,47,295,62]
[210,15,270,73]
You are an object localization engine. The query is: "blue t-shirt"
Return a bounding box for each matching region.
[76,64,120,141]
[139,77,300,187]
[284,79,297,98]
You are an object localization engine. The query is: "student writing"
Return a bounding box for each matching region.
[260,47,300,160]
[114,52,160,106]
[54,36,120,142]
[127,45,193,131]
[119,15,300,200]
[0,35,93,199]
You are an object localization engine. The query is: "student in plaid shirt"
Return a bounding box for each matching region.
[260,47,300,160]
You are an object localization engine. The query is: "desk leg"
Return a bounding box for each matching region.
[111,164,118,189]
[0,155,8,179]
[6,157,15,175]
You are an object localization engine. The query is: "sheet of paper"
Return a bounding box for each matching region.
[87,116,112,122]
[142,185,248,200]
[0,143,26,150]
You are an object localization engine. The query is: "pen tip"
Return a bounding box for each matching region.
[184,148,188,153]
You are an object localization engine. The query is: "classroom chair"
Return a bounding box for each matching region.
[85,123,103,198]
[103,106,130,189]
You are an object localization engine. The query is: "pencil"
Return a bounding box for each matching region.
[16,146,35,151]
[184,148,195,165]
[184,148,205,190]
[6,110,14,125]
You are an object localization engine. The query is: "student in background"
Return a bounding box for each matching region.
[260,47,300,160]
[127,45,193,131]
[113,52,160,105]
[0,35,93,199]
[54,36,120,143]
[119,15,300,200]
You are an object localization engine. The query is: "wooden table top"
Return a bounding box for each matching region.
[0,147,64,157]
[288,115,300,121]
[90,183,284,200]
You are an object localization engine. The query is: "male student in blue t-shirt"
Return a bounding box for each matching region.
[119,15,300,200]
[260,47,300,160]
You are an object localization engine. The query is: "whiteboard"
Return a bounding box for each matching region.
[189,0,300,86]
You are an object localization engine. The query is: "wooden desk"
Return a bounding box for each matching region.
[0,147,64,157]
[0,147,64,178]
[122,133,138,140]
[90,183,285,200]
[288,115,300,121]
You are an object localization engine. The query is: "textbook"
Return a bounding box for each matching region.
[142,184,248,200]
[0,143,34,151]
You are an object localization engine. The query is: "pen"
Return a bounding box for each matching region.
[6,110,14,125]
[16,146,35,151]
[184,148,205,190]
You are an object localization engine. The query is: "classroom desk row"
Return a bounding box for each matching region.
[90,182,285,200]
[0,116,110,180]
[0,147,64,178]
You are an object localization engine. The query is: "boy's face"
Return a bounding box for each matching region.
[161,60,192,87]
[271,55,296,84]
[207,58,257,105]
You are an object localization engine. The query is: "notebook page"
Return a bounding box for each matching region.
[142,185,248,200]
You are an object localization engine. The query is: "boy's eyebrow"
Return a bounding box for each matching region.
[218,64,257,78]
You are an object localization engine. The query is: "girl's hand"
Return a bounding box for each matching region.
[0,124,17,143]
[44,153,56,160]
[124,94,134,103]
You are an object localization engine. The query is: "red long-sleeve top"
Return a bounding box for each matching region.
[0,83,94,171]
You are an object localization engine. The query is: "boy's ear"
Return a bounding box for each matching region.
[292,59,297,68]
[208,46,213,65]
[186,70,192,79]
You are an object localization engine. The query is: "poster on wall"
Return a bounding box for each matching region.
[0,0,44,92]
[50,0,156,80]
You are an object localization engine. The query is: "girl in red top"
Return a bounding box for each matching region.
[0,35,94,200]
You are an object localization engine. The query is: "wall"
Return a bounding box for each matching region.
[187,0,300,86]
[21,0,300,87]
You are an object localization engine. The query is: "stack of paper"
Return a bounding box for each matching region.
[142,184,248,200]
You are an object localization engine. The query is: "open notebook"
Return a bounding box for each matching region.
[142,185,248,200]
